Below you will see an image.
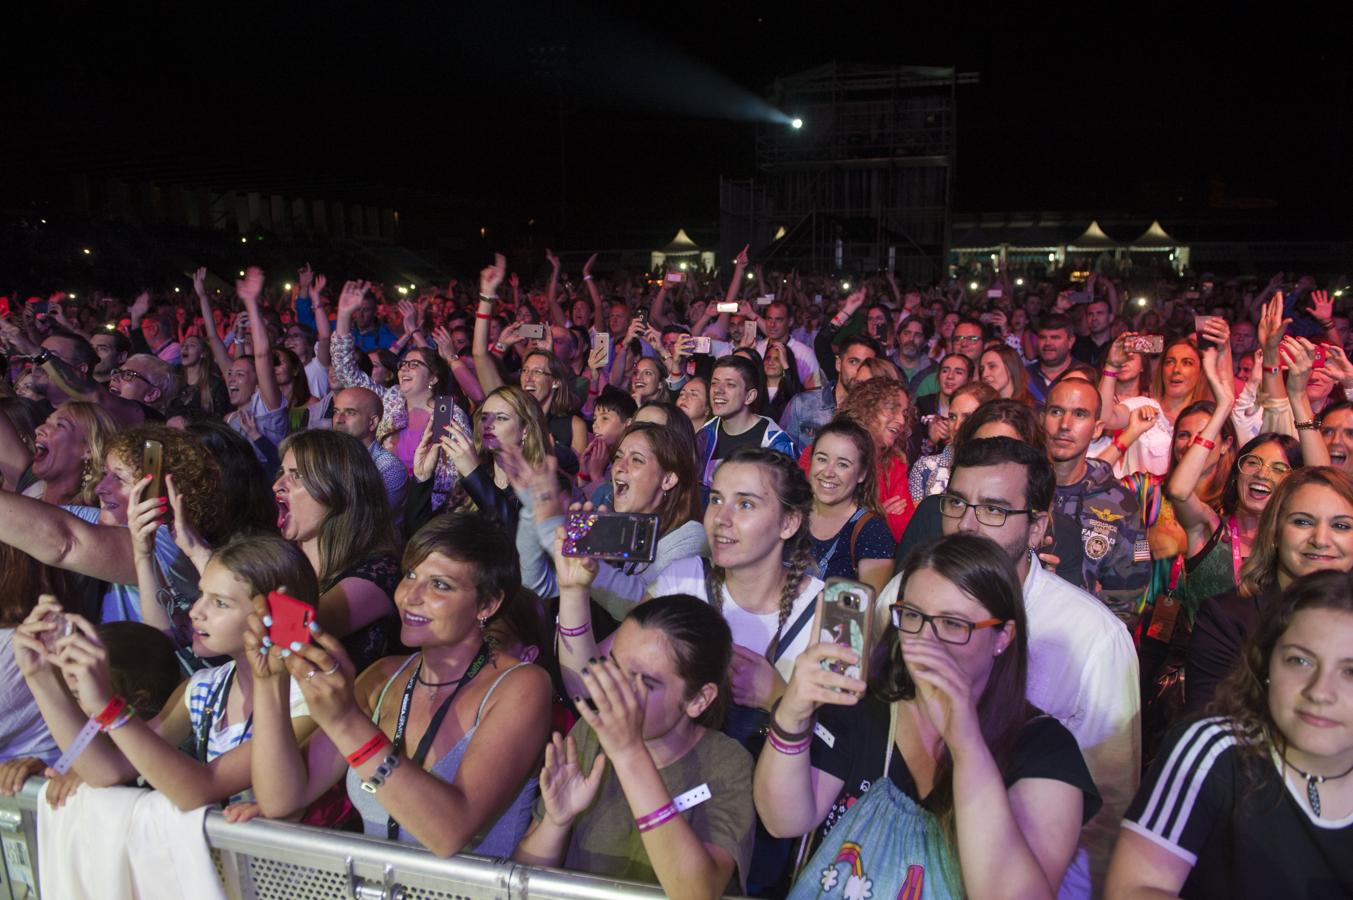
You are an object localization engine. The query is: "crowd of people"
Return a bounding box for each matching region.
[0,248,1350,899]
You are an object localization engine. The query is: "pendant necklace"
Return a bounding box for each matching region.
[1282,755,1353,818]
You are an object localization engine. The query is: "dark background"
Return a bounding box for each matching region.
[2,2,1348,248]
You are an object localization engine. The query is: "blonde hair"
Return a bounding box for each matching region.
[59,401,120,505]
[476,385,551,467]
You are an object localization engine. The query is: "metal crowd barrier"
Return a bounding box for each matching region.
[0,779,743,899]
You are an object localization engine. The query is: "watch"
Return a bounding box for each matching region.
[30,349,53,367]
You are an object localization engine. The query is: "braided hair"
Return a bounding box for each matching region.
[704,447,814,646]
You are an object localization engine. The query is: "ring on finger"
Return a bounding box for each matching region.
[305,667,318,681]
[323,661,340,676]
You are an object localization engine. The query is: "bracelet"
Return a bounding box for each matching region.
[346,733,393,768]
[583,275,593,282]
[635,801,678,833]
[1317,319,1334,329]
[474,312,492,320]
[1295,420,1318,430]
[1192,435,1216,450]
[479,293,497,301]
[1101,368,1119,378]
[95,696,128,728]
[359,754,401,793]
[1112,436,1129,454]
[767,698,813,742]
[557,618,591,638]
[106,708,135,732]
[492,342,506,355]
[1266,365,1282,375]
[767,730,812,755]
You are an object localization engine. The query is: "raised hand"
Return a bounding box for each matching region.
[1281,335,1317,393]
[281,630,360,732]
[1257,292,1291,355]
[1308,289,1336,326]
[551,526,598,591]
[777,642,866,727]
[337,281,368,321]
[481,253,507,299]
[582,252,598,278]
[312,273,328,306]
[539,732,606,828]
[840,288,867,319]
[192,267,209,299]
[236,267,264,306]
[412,415,442,483]
[397,299,418,335]
[127,474,166,561]
[242,603,293,681]
[586,341,608,373]
[53,615,116,716]
[431,326,459,364]
[441,418,482,477]
[11,595,68,678]
[545,249,561,271]
[1123,405,1159,442]
[734,244,750,267]
[130,291,151,321]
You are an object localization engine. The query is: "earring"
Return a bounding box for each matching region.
[478,616,487,632]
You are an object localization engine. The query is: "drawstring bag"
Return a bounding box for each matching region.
[788,706,965,900]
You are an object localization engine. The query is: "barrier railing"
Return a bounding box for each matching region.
[0,780,743,899]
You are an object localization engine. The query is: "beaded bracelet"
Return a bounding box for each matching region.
[635,801,678,833]
[767,698,813,742]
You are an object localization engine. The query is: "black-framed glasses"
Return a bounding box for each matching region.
[1237,454,1291,478]
[396,359,429,372]
[891,604,1005,645]
[110,368,153,387]
[938,493,1036,527]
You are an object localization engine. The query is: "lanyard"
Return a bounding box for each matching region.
[1227,516,1245,584]
[387,642,490,840]
[197,665,249,764]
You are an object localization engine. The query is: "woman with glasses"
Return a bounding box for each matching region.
[755,533,1098,900]
[518,349,588,456]
[1108,569,1353,899]
[331,280,471,498]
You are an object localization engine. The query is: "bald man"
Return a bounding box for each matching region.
[332,386,407,517]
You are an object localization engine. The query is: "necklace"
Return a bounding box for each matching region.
[1281,754,1353,817]
[414,654,479,696]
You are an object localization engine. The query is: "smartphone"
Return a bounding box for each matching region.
[1069,290,1092,305]
[1313,344,1328,369]
[433,395,456,439]
[39,611,73,652]
[519,323,546,340]
[1195,316,1218,351]
[693,336,712,355]
[562,511,660,563]
[742,320,758,345]
[812,578,876,685]
[31,298,50,316]
[716,301,739,314]
[664,272,684,284]
[266,591,316,649]
[1124,334,1165,355]
[985,289,1002,299]
[142,439,164,502]
[592,331,610,359]
[635,307,649,326]
[756,295,774,306]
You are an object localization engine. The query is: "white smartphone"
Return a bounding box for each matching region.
[716,301,739,314]
[592,332,610,358]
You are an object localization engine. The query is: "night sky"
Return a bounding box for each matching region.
[3,2,1347,246]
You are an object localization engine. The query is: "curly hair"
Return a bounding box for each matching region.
[704,447,814,645]
[837,376,914,468]
[105,424,223,541]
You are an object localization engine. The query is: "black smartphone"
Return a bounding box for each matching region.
[432,396,456,439]
[562,512,660,563]
[142,439,164,501]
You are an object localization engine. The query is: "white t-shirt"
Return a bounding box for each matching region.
[651,556,824,681]
[1089,395,1171,478]
[303,355,331,400]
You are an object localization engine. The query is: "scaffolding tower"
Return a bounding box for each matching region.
[723,63,976,284]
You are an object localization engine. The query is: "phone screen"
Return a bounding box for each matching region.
[562,512,659,563]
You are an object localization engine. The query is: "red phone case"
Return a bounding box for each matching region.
[267,591,315,648]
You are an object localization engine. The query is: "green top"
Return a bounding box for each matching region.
[538,720,756,894]
[1178,523,1238,622]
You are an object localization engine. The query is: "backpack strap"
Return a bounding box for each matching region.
[849,510,879,573]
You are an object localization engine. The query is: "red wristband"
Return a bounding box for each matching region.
[346,733,393,768]
[475,312,492,320]
[95,696,128,728]
[1192,435,1216,450]
[1112,436,1129,454]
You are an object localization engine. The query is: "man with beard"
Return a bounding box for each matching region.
[892,315,935,396]
[778,335,880,450]
[331,386,407,515]
[1072,297,1115,367]
[1027,313,1076,404]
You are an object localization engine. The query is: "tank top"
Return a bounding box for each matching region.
[1178,522,1239,622]
[345,655,537,855]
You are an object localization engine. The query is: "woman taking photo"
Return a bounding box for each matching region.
[1095,331,1169,477]
[807,419,897,595]
[1109,569,1353,898]
[274,429,402,672]
[755,533,1097,900]
[331,280,471,491]
[13,533,318,810]
[1184,465,1353,715]
[516,422,706,622]
[979,344,1034,407]
[514,594,755,897]
[247,513,553,857]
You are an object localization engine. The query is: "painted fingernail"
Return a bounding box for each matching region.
[280,649,291,658]
[289,642,302,652]
[261,615,273,627]
[261,636,273,647]
[581,667,589,676]
[308,621,321,634]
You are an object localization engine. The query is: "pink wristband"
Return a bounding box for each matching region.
[767,730,812,755]
[557,619,591,638]
[635,801,678,832]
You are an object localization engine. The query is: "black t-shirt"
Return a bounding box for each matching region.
[808,693,1101,848]
[1125,717,1353,900]
[713,418,769,462]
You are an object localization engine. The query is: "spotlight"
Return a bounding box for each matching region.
[678,262,688,271]
[969,281,979,291]
[841,282,851,290]
[82,248,91,255]
[283,283,292,291]
[1015,278,1024,286]
[791,118,803,129]
[1135,297,1148,307]
[240,237,247,244]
